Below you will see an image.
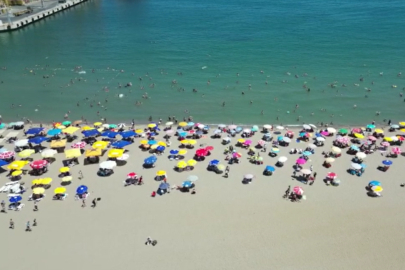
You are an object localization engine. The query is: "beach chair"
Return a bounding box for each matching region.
[16,203,25,211]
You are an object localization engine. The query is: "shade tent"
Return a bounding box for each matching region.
[102,131,119,138]
[120,130,137,138]
[26,127,44,135]
[28,137,48,144]
[82,129,101,137]
[111,140,132,148]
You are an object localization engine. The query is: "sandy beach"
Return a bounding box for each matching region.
[1,122,405,270]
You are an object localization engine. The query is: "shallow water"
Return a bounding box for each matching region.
[0,0,404,125]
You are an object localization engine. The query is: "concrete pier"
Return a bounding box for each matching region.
[0,0,89,32]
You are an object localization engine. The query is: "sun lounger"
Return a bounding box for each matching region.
[16,203,25,211]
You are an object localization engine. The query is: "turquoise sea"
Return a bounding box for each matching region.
[0,0,404,125]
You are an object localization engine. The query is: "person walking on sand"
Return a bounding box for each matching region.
[78,170,83,179]
[33,201,38,211]
[1,200,6,213]
[284,186,291,198]
[82,199,86,208]
[9,219,14,229]
[33,219,37,226]
[91,198,97,208]
[145,237,152,245]
[26,221,31,232]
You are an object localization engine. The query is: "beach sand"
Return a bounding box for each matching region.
[1,124,405,270]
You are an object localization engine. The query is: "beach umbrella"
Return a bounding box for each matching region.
[85,148,102,157]
[300,169,311,175]
[256,140,266,147]
[157,141,167,147]
[331,147,341,154]
[83,129,101,138]
[374,129,384,134]
[41,149,57,158]
[144,156,157,165]
[26,127,44,135]
[46,128,62,136]
[380,141,390,147]
[296,158,306,165]
[156,146,165,152]
[278,156,287,162]
[165,122,173,127]
[356,152,367,159]
[93,122,102,127]
[327,172,337,179]
[391,124,399,129]
[293,186,304,195]
[18,149,35,158]
[372,186,383,192]
[244,174,254,179]
[390,136,399,141]
[195,149,208,157]
[307,144,317,149]
[251,125,259,132]
[217,164,225,171]
[148,123,157,128]
[229,125,237,130]
[217,124,226,129]
[182,181,193,188]
[382,160,393,166]
[180,140,189,145]
[99,160,117,169]
[397,136,404,142]
[72,141,87,149]
[277,136,283,141]
[283,137,291,143]
[351,163,362,170]
[299,132,308,137]
[76,185,88,195]
[9,196,22,203]
[316,137,325,142]
[367,124,375,129]
[265,166,275,172]
[127,172,137,179]
[178,149,187,155]
[60,167,70,173]
[276,126,284,130]
[111,140,131,149]
[188,140,197,145]
[120,130,136,138]
[302,151,312,156]
[367,136,377,141]
[159,182,170,190]
[177,161,187,169]
[0,160,8,167]
[11,170,22,177]
[213,129,221,135]
[233,152,242,158]
[65,149,81,159]
[30,160,48,169]
[354,133,364,139]
[178,122,187,127]
[81,126,94,131]
[325,157,335,163]
[54,187,66,194]
[0,123,5,129]
[41,178,52,185]
[50,139,67,148]
[238,139,245,143]
[244,140,252,145]
[350,145,360,151]
[62,176,73,183]
[169,149,179,155]
[139,140,148,145]
[339,128,348,134]
[187,175,199,182]
[92,141,109,149]
[321,131,329,136]
[14,139,29,148]
[327,127,336,133]
[303,124,311,130]
[7,160,28,170]
[392,147,401,154]
[271,147,280,153]
[62,121,71,126]
[384,137,393,142]
[102,130,119,138]
[0,147,8,153]
[14,121,24,126]
[108,148,124,158]
[369,181,381,187]
[33,187,45,195]
[62,126,79,135]
[29,137,48,144]
[187,122,195,127]
[222,137,231,142]
[156,170,166,176]
[209,159,220,166]
[31,179,42,185]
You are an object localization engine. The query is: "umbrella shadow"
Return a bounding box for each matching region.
[291,175,308,184]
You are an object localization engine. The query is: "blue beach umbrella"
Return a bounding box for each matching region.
[120,130,136,138]
[0,160,9,166]
[271,148,280,153]
[369,181,381,187]
[158,182,170,190]
[265,166,275,172]
[182,181,193,188]
[277,136,283,141]
[315,133,322,137]
[302,151,312,156]
[47,129,62,136]
[9,196,22,203]
[251,125,259,132]
[28,137,48,144]
[144,156,157,165]
[382,160,393,166]
[196,131,203,135]
[178,131,187,137]
[156,146,165,152]
[299,132,307,137]
[209,159,220,166]
[235,127,242,132]
[0,123,5,129]
[360,163,367,169]
[102,131,119,138]
[148,140,157,145]
[76,185,88,194]
[83,129,100,137]
[111,140,132,148]
[367,124,375,129]
[148,132,156,137]
[26,127,44,135]
[187,122,195,126]
[350,145,360,151]
[170,149,179,155]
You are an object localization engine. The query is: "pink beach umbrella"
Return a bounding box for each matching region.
[233,152,242,158]
[188,130,195,134]
[72,141,86,149]
[228,125,237,130]
[257,140,266,146]
[380,141,390,147]
[368,136,377,141]
[293,186,304,195]
[352,128,362,134]
[321,131,329,136]
[327,172,337,179]
[244,140,252,146]
[30,159,48,169]
[392,147,401,154]
[0,151,15,159]
[296,158,306,165]
[205,146,214,151]
[337,136,349,144]
[127,172,137,179]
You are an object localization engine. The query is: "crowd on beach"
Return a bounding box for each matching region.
[0,116,404,238]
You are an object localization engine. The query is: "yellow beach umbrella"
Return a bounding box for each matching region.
[178,149,187,155]
[92,141,108,149]
[7,160,28,170]
[399,122,405,126]
[108,149,124,158]
[148,123,156,128]
[62,176,72,182]
[177,161,187,169]
[238,139,245,143]
[94,122,102,127]
[400,129,405,133]
[41,178,53,185]
[180,140,189,144]
[372,186,383,192]
[50,139,67,148]
[62,126,79,134]
[156,170,166,176]
[150,144,159,150]
[187,159,197,166]
[81,126,94,131]
[33,187,45,195]
[217,164,225,171]
[65,149,81,159]
[188,140,197,145]
[157,141,167,147]
[384,137,393,142]
[60,167,70,173]
[57,125,66,129]
[11,170,23,177]
[54,187,66,194]
[374,129,384,134]
[18,149,35,158]
[140,140,148,145]
[32,179,43,185]
[85,148,102,157]
[135,129,144,134]
[178,122,187,127]
[354,133,364,139]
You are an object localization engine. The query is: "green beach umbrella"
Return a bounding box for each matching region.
[109,124,117,129]
[339,128,348,134]
[0,123,5,129]
[8,122,16,127]
[62,121,71,126]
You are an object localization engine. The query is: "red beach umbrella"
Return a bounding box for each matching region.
[30,159,48,169]
[327,172,337,179]
[127,172,137,179]
[195,148,208,157]
[293,186,304,195]
[205,146,214,151]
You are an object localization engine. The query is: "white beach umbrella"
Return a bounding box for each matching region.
[301,169,311,175]
[197,124,205,129]
[316,137,325,142]
[14,121,24,126]
[278,156,288,162]
[41,149,57,158]
[308,144,317,149]
[390,136,398,141]
[276,126,284,130]
[15,139,29,147]
[118,123,126,129]
[218,124,226,128]
[213,129,221,134]
[331,147,341,154]
[99,160,117,169]
[244,174,254,179]
[356,152,367,159]
[187,175,199,182]
[102,124,110,128]
[309,124,317,129]
[243,128,251,133]
[165,122,174,126]
[165,130,174,135]
[303,124,311,130]
[325,157,335,163]
[222,137,231,142]
[263,124,272,130]
[117,154,129,161]
[351,163,362,170]
[327,127,336,133]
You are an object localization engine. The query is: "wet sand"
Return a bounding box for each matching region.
[1,124,405,270]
